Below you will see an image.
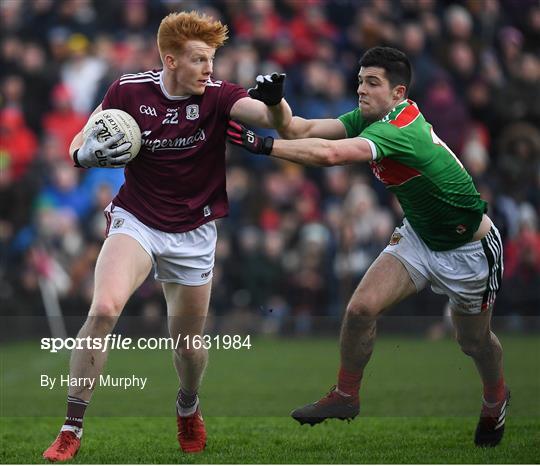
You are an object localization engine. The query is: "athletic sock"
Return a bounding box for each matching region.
[176,388,198,416]
[483,376,506,404]
[337,366,362,398]
[62,396,88,439]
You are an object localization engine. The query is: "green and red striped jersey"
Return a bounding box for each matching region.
[338,99,487,251]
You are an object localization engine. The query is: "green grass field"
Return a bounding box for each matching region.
[1,335,539,463]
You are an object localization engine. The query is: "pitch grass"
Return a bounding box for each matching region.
[1,335,539,463]
[2,416,539,464]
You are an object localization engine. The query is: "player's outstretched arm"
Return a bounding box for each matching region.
[277,116,347,140]
[227,121,374,166]
[230,96,292,130]
[241,72,346,140]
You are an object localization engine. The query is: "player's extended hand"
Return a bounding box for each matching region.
[74,125,132,168]
[227,121,274,155]
[248,73,286,106]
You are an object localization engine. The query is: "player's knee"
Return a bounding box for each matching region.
[175,345,207,363]
[87,299,122,334]
[457,335,489,358]
[346,300,379,319]
[90,298,123,318]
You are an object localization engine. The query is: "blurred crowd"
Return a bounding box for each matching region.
[1,0,539,337]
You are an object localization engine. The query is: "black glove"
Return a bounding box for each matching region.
[248,73,286,106]
[227,121,274,155]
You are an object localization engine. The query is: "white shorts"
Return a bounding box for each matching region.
[383,219,503,314]
[104,204,216,286]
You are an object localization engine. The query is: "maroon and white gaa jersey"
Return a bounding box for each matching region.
[101,70,248,232]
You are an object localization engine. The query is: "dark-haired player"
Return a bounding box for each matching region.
[228,46,509,448]
[43,10,290,461]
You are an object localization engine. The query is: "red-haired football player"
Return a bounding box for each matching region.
[43,10,290,461]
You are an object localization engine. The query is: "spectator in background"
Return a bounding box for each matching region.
[523,3,540,46]
[52,0,98,38]
[461,125,490,184]
[42,84,88,158]
[497,26,524,80]
[496,122,540,204]
[37,162,91,222]
[232,0,283,51]
[297,61,356,119]
[234,42,260,88]
[469,0,504,48]
[0,108,38,180]
[496,53,540,127]
[501,205,540,319]
[0,152,39,270]
[0,0,23,35]
[444,4,475,43]
[20,42,57,135]
[120,0,151,36]
[61,33,106,114]
[1,74,25,113]
[288,223,330,334]
[446,41,477,96]
[288,3,338,62]
[269,34,296,69]
[47,26,72,64]
[421,73,470,153]
[226,165,257,225]
[0,36,24,77]
[346,7,396,52]
[466,77,497,135]
[401,22,438,102]
[18,0,56,42]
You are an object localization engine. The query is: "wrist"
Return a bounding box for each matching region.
[72,149,87,168]
[267,97,283,107]
[261,136,274,155]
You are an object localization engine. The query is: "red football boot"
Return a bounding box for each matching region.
[177,406,207,453]
[43,430,81,462]
[475,388,511,447]
[291,385,360,426]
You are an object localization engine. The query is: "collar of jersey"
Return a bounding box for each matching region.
[159,71,191,101]
[382,99,415,121]
[391,99,409,113]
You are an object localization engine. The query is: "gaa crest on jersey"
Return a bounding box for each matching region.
[456,224,467,234]
[186,104,199,120]
[389,231,403,245]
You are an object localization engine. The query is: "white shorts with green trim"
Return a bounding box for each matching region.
[104,204,216,286]
[382,218,503,314]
